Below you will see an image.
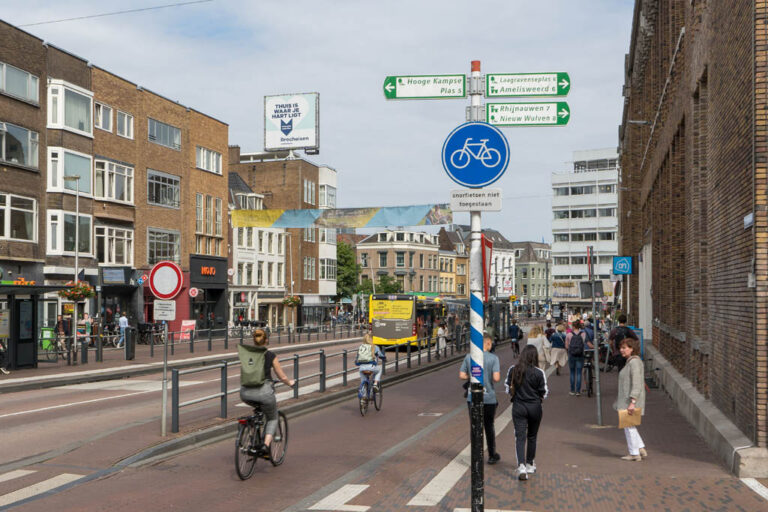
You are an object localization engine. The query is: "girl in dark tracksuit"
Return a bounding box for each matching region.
[505,345,549,481]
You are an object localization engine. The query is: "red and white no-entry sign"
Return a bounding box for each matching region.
[149,261,183,300]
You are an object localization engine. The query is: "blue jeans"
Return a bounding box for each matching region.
[118,326,127,347]
[568,356,584,393]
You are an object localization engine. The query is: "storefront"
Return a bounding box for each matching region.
[256,291,285,327]
[98,266,139,327]
[189,255,228,330]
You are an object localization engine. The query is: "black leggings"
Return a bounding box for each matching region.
[467,402,498,456]
[512,400,543,465]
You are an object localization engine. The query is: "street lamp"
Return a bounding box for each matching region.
[62,175,81,284]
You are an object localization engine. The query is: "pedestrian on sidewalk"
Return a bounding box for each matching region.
[565,320,592,396]
[459,333,501,465]
[549,323,568,376]
[607,313,639,372]
[437,322,447,358]
[544,321,555,341]
[117,312,129,348]
[525,325,550,370]
[508,319,522,356]
[614,337,647,461]
[505,345,549,481]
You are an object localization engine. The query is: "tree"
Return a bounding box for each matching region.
[335,241,359,300]
[358,274,402,294]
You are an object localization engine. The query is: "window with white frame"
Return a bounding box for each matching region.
[195,146,222,175]
[0,61,39,104]
[147,228,180,264]
[360,253,368,268]
[277,263,284,286]
[319,228,336,244]
[319,184,336,208]
[246,227,253,248]
[215,198,222,236]
[303,179,316,205]
[94,160,133,203]
[320,258,337,280]
[116,110,133,139]
[148,118,181,150]
[147,170,180,208]
[267,232,273,253]
[277,234,284,254]
[95,225,133,265]
[0,193,36,242]
[236,263,244,285]
[47,210,91,255]
[205,195,212,234]
[0,122,38,168]
[48,148,92,194]
[94,103,112,132]
[195,194,204,233]
[257,262,264,286]
[236,228,244,247]
[303,256,316,280]
[267,262,274,286]
[303,227,316,243]
[48,80,92,136]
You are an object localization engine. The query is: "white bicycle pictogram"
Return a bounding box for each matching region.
[449,138,502,169]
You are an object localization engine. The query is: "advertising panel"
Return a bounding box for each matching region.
[264,93,319,152]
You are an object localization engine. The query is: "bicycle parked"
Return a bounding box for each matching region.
[358,368,382,416]
[235,404,288,480]
[583,349,595,398]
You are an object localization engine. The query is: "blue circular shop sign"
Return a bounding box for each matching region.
[442,122,509,188]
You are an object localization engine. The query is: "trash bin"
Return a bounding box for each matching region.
[125,327,136,360]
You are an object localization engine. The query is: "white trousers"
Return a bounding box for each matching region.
[624,426,645,455]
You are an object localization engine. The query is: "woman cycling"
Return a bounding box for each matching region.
[239,329,295,457]
[356,333,386,391]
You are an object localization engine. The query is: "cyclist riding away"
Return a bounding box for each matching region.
[238,329,295,458]
[356,333,386,392]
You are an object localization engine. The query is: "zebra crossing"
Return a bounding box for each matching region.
[0,468,84,509]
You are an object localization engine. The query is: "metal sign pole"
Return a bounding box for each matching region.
[161,321,169,436]
[588,246,603,426]
[468,59,485,512]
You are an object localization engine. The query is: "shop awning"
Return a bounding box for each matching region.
[0,284,71,295]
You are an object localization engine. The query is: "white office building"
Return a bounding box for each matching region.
[551,148,619,307]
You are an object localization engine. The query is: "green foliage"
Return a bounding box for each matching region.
[359,274,402,294]
[335,241,359,300]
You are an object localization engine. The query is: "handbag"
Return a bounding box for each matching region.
[618,408,642,429]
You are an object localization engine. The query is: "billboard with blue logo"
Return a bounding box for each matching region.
[612,256,633,275]
[264,93,319,152]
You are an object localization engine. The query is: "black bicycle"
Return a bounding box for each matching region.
[358,369,382,416]
[235,405,288,480]
[583,350,595,398]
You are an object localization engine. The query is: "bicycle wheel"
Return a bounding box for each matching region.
[373,382,383,411]
[481,147,501,167]
[359,381,369,416]
[586,366,594,397]
[450,149,471,169]
[270,412,288,466]
[43,341,57,362]
[235,422,258,480]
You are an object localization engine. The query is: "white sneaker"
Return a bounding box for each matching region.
[515,463,528,481]
[525,462,536,474]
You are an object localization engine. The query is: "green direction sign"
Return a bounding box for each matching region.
[487,102,571,127]
[486,72,570,98]
[383,75,466,99]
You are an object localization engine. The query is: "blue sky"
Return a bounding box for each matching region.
[5,0,635,242]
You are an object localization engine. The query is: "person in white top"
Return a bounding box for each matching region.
[437,322,447,357]
[117,312,129,348]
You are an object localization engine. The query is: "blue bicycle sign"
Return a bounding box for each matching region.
[442,123,509,188]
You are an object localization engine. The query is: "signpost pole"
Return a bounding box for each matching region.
[468,60,485,512]
[161,320,169,436]
[588,246,603,426]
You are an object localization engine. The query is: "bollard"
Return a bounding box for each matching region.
[97,331,103,362]
[208,328,212,351]
[170,331,175,355]
[293,354,300,399]
[427,338,432,363]
[224,325,229,349]
[171,369,180,433]
[342,349,348,386]
[81,339,88,364]
[395,343,399,372]
[319,349,326,392]
[190,329,195,353]
[418,337,422,365]
[240,326,244,345]
[66,337,72,366]
[150,331,154,358]
[221,361,228,419]
[407,341,412,369]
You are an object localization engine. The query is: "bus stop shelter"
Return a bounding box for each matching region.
[0,284,69,370]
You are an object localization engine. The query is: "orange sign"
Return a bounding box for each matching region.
[200,266,216,276]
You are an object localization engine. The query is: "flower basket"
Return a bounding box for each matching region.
[282,295,301,307]
[58,281,95,302]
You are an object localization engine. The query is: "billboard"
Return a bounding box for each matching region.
[264,92,319,152]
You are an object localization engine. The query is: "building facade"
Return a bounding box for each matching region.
[449,225,516,302]
[618,0,768,472]
[509,241,552,312]
[357,230,439,294]
[551,148,618,310]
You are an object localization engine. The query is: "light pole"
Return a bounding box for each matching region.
[63,174,81,363]
[285,231,295,329]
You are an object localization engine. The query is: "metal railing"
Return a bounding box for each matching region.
[169,328,473,433]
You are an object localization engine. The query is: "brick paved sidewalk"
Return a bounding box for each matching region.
[443,350,768,511]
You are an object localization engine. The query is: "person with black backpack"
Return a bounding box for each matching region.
[565,320,593,396]
[607,313,639,372]
[508,319,523,356]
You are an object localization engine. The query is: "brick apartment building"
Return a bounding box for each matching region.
[357,230,440,295]
[618,1,768,473]
[0,20,229,338]
[229,148,337,326]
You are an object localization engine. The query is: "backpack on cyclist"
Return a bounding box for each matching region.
[238,344,267,387]
[568,331,585,358]
[356,343,375,365]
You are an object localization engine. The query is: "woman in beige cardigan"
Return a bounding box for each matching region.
[613,337,647,461]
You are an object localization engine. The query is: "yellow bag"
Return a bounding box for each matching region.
[618,408,642,429]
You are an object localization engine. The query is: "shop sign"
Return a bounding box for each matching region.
[0,277,36,286]
[190,256,227,285]
[179,319,196,341]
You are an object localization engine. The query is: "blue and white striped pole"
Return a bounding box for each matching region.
[468,60,485,512]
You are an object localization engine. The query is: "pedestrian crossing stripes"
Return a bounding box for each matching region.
[0,472,83,508]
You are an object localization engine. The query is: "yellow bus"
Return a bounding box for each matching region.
[369,294,448,346]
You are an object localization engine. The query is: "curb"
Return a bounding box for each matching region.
[0,336,364,394]
[116,345,484,468]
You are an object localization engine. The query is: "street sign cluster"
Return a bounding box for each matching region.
[383,71,571,126]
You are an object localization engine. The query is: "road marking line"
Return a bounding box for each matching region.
[0,470,35,484]
[54,379,203,392]
[455,509,532,512]
[0,473,82,507]
[741,478,768,501]
[308,484,370,511]
[407,405,513,507]
[0,391,153,419]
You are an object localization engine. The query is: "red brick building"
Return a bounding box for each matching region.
[619,0,768,474]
